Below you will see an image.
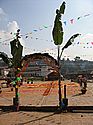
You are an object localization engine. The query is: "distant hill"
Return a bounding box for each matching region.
[60,58,93,79]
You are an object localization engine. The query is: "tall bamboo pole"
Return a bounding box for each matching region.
[58,45,62,108]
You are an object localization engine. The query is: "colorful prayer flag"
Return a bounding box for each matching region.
[33,30,38,32]
[70,19,74,24]
[63,21,66,26]
[77,17,81,20]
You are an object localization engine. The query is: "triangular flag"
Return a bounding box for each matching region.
[63,21,66,26]
[91,42,93,45]
[77,17,81,20]
[29,32,32,34]
[25,36,28,38]
[43,25,48,28]
[33,30,38,32]
[70,19,74,24]
[39,28,43,30]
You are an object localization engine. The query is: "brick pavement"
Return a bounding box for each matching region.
[0,81,93,125]
[0,81,93,106]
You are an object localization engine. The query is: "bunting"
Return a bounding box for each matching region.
[0,12,92,52]
[63,13,91,26]
[0,34,93,49]
[72,40,93,49]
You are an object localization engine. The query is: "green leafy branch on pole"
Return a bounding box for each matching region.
[52,2,65,45]
[60,33,81,58]
[52,1,81,57]
[0,52,12,67]
[0,29,23,71]
[52,1,81,108]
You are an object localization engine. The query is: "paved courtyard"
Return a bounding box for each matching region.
[0,80,93,125]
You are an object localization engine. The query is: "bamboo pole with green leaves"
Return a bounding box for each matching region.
[52,1,80,109]
[0,29,23,111]
[52,1,66,108]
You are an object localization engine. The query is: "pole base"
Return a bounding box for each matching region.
[63,98,68,106]
[13,97,19,111]
[61,98,68,111]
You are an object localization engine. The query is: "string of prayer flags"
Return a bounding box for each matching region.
[63,13,91,26]
[0,13,92,44]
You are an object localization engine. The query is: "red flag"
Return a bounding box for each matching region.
[70,19,74,24]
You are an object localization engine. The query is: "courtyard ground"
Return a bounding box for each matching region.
[0,80,93,125]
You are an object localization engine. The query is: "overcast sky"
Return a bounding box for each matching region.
[0,0,93,61]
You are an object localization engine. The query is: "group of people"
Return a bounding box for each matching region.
[77,75,87,89]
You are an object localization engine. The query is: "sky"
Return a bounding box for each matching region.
[0,0,93,61]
